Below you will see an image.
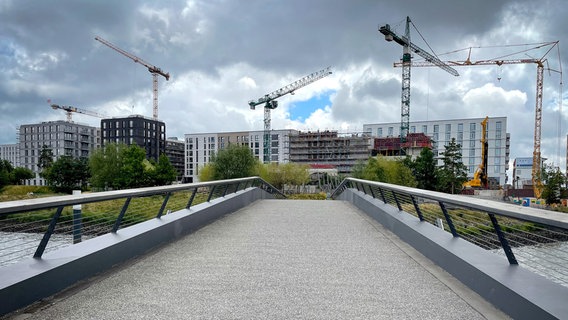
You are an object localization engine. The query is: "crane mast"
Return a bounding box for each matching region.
[50,103,107,122]
[94,36,169,120]
[395,46,559,198]
[249,67,332,163]
[379,17,459,147]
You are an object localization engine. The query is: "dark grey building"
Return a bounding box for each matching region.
[101,115,165,161]
[165,137,185,181]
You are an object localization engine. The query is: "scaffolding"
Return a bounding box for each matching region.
[289,131,371,174]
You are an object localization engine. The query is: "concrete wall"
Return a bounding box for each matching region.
[0,187,271,316]
[338,188,568,320]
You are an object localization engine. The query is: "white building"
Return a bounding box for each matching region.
[0,144,20,167]
[184,129,298,183]
[18,121,100,186]
[363,117,510,186]
[512,157,534,189]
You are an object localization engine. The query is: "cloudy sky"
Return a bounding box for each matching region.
[1,0,566,172]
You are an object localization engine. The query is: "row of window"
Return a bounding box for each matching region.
[373,121,503,138]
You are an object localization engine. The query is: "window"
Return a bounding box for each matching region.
[377,128,383,137]
[433,125,439,133]
[387,127,393,137]
[470,123,476,131]
[422,125,427,133]
[445,124,451,133]
[410,126,416,133]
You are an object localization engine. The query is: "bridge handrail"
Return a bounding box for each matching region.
[0,176,284,215]
[0,176,283,265]
[331,177,568,288]
[331,177,568,229]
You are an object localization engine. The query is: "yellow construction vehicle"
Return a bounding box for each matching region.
[463,116,489,189]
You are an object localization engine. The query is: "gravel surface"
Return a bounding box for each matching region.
[9,200,508,320]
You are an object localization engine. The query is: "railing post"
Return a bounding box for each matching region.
[369,185,376,199]
[355,182,361,192]
[112,197,132,233]
[72,190,82,244]
[488,213,518,265]
[222,184,230,197]
[235,182,241,192]
[378,187,387,204]
[186,188,198,209]
[392,191,402,211]
[34,206,64,258]
[157,192,171,218]
[438,201,458,237]
[410,195,424,221]
[207,185,216,202]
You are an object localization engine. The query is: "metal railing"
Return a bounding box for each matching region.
[0,177,283,267]
[331,178,568,287]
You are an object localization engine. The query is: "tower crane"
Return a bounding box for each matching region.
[393,41,560,198]
[249,66,332,163]
[50,103,107,122]
[379,16,459,146]
[94,36,170,120]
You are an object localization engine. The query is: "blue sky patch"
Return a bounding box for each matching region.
[289,90,335,122]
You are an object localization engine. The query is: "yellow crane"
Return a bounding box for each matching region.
[463,116,489,189]
[393,41,560,198]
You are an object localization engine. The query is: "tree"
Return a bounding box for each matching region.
[11,167,34,185]
[413,147,438,191]
[437,138,468,194]
[114,144,147,189]
[212,144,258,180]
[354,156,416,187]
[89,143,125,190]
[43,156,90,193]
[541,164,566,205]
[197,163,216,182]
[256,162,310,190]
[38,145,54,177]
[151,153,177,185]
[0,159,13,188]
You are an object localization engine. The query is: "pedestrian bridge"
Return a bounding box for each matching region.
[1,177,567,319]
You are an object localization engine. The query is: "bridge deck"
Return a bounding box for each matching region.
[15,200,507,319]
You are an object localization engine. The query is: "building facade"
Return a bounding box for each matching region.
[288,131,371,174]
[165,137,185,181]
[364,117,510,185]
[101,115,165,161]
[0,144,20,167]
[512,157,534,189]
[184,129,297,183]
[18,121,100,186]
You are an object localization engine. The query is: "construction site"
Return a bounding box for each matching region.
[288,131,371,174]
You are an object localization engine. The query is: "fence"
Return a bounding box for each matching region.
[331,178,568,288]
[0,177,283,267]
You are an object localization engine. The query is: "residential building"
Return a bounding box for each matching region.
[364,117,510,185]
[101,115,165,161]
[512,157,535,189]
[0,144,20,167]
[165,137,185,181]
[18,121,100,186]
[288,131,371,174]
[184,129,297,183]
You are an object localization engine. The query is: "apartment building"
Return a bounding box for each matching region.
[184,129,298,183]
[18,121,100,185]
[364,117,510,185]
